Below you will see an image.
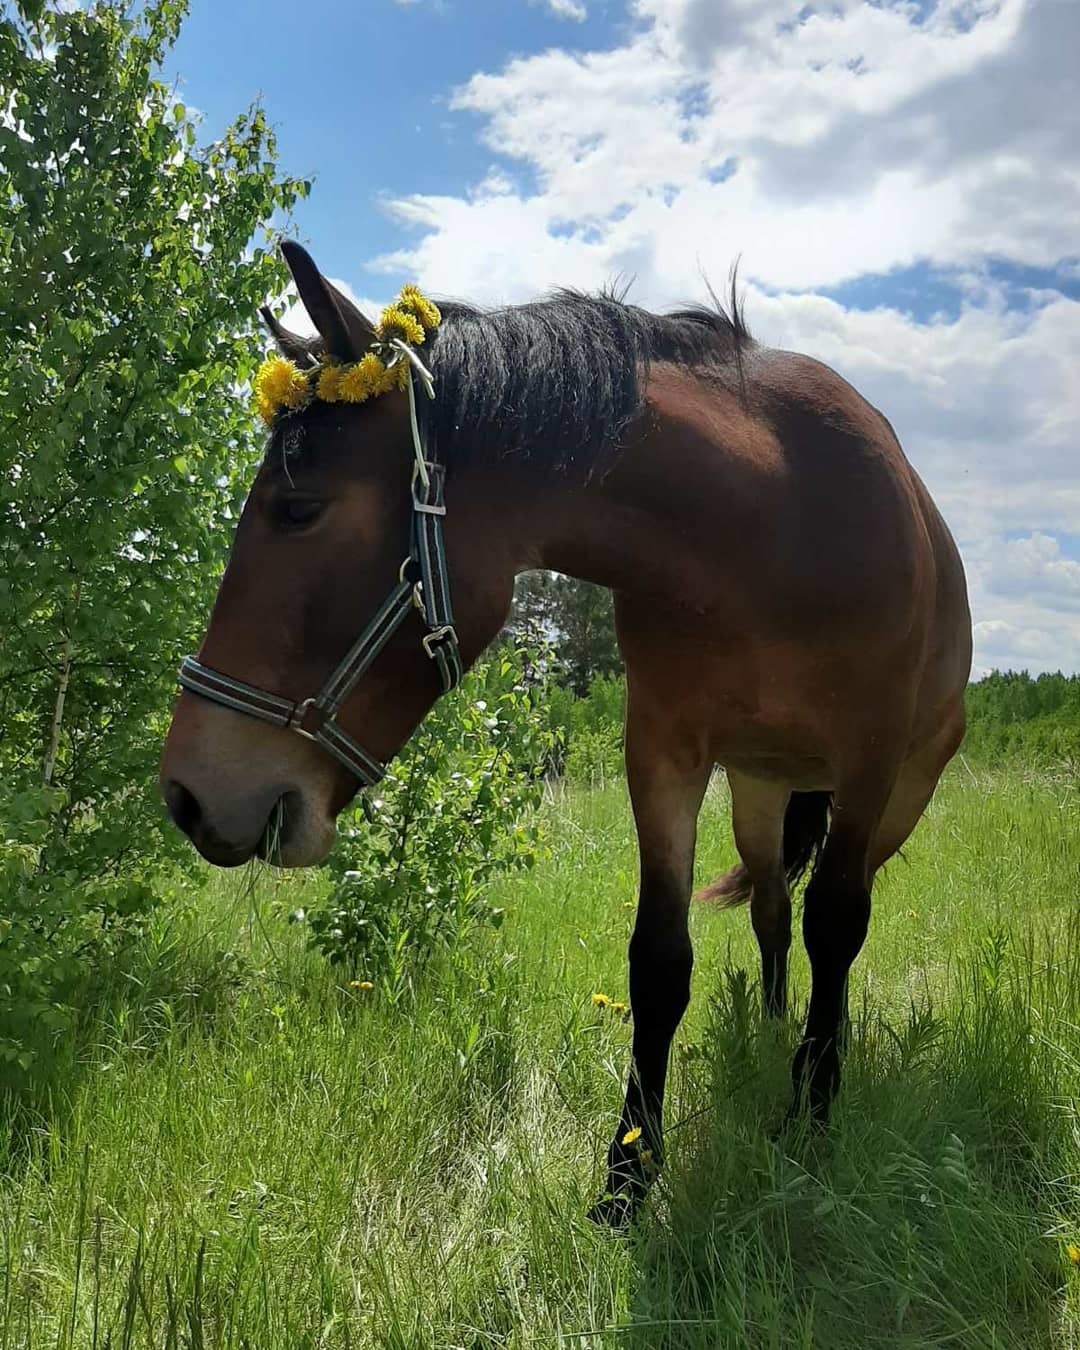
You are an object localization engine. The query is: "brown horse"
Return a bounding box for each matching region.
[161,242,972,1223]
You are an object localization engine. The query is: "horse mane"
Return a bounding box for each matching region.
[418,280,751,476]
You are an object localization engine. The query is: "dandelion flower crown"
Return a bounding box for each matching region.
[253,284,442,426]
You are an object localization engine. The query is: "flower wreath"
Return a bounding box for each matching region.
[253,284,441,426]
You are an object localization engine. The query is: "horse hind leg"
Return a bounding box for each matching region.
[790,764,899,1120]
[791,715,963,1120]
[724,772,793,1018]
[698,774,831,1018]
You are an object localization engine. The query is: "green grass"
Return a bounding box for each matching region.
[2,767,1080,1348]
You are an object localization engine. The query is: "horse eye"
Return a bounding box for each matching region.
[273,495,324,530]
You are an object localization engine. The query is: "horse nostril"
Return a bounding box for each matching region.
[163,778,203,839]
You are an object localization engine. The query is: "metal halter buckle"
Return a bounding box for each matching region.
[411,461,446,515]
[421,625,457,659]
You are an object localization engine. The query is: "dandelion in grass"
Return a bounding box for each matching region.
[622,1126,642,1146]
[592,993,611,1007]
[349,980,374,990]
[1068,1243,1080,1266]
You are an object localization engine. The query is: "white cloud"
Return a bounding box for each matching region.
[972,611,1080,677]
[360,0,1080,672]
[538,0,588,19]
[377,0,1078,298]
[990,534,1080,608]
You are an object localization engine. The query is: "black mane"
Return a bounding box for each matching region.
[418,284,751,476]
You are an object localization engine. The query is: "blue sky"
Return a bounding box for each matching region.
[166,0,1080,675]
[166,0,619,285]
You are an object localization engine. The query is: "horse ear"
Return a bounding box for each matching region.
[280,240,376,362]
[259,306,320,366]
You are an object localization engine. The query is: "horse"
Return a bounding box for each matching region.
[161,241,972,1225]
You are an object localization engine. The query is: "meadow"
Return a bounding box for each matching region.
[2,763,1079,1348]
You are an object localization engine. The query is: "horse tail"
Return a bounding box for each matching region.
[693,789,832,907]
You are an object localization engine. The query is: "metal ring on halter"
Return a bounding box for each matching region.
[288,697,324,740]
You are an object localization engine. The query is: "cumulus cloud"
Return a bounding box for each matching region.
[537,0,588,19]
[379,0,1078,297]
[989,534,1080,609]
[364,0,1079,671]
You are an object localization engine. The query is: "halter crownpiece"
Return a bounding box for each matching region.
[178,283,462,788]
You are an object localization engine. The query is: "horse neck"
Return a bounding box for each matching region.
[449,429,697,601]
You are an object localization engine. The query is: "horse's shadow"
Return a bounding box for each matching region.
[617,955,1070,1349]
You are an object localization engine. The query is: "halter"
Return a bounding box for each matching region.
[177,359,462,787]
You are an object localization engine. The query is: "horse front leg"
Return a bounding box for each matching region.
[588,715,709,1228]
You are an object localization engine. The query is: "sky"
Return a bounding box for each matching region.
[165,0,1080,678]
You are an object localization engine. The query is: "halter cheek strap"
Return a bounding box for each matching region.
[178,365,462,787]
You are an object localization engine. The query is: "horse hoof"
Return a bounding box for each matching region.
[586,1191,637,1231]
[776,1094,832,1148]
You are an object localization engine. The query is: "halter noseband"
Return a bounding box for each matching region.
[177,364,462,787]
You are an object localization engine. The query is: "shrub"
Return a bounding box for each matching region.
[544,673,625,784]
[298,651,556,990]
[564,724,624,788]
[0,0,301,1076]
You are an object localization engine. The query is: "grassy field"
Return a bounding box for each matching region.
[2,766,1080,1348]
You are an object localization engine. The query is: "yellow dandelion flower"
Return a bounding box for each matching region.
[1068,1243,1080,1266]
[371,355,408,396]
[337,367,370,403]
[254,356,309,424]
[338,353,387,404]
[592,993,610,1008]
[611,1002,628,1015]
[378,304,426,347]
[622,1126,642,1146]
[398,284,441,332]
[317,364,345,403]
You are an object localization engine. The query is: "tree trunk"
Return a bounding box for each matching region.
[43,581,81,786]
